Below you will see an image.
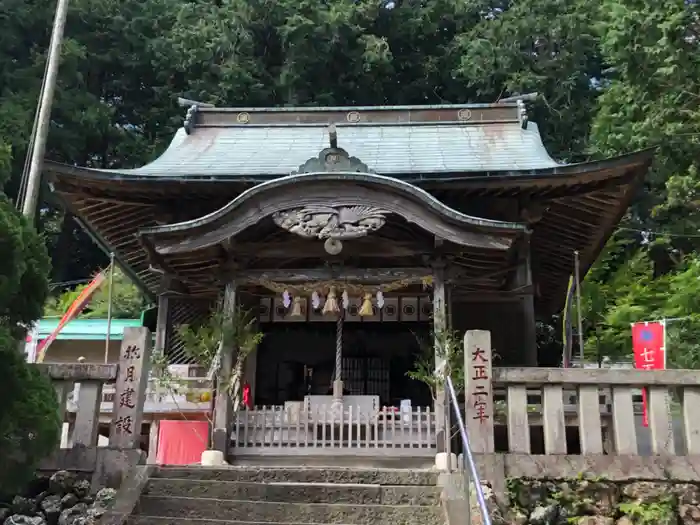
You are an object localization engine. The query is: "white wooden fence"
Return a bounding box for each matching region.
[232,405,437,456]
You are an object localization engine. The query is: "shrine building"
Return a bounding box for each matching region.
[45,103,653,459]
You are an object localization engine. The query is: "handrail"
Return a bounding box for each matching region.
[446,375,492,525]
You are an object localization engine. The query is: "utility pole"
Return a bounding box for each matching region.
[22,0,70,220]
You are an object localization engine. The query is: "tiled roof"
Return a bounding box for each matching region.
[102,123,558,177]
[102,122,559,178]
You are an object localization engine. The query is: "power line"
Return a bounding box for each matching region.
[617,227,700,239]
[48,277,93,290]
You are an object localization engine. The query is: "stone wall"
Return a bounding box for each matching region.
[483,478,700,525]
[39,447,145,490]
[1,471,116,525]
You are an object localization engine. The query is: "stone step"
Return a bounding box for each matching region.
[230,455,435,470]
[145,478,441,505]
[134,495,444,525]
[129,518,355,525]
[151,466,439,486]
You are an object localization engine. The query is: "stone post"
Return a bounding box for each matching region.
[464,330,494,453]
[111,327,152,449]
[73,377,103,447]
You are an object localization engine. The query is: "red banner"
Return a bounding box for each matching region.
[631,321,666,427]
[36,269,108,363]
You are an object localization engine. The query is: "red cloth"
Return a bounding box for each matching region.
[156,420,209,465]
[242,383,252,410]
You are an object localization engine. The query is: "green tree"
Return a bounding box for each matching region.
[579,0,700,368]
[44,267,147,319]
[0,142,59,495]
[0,0,187,284]
[455,0,605,161]
[0,143,51,336]
[0,327,60,496]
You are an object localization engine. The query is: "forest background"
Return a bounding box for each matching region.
[4,0,700,368]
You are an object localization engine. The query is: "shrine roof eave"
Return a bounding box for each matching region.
[418,148,655,189]
[137,171,527,257]
[43,148,653,189]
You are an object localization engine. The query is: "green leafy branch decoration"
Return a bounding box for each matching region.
[150,305,263,446]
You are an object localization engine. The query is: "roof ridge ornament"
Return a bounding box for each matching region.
[179,98,215,135]
[291,147,375,175]
[328,124,338,149]
[496,92,536,130]
[183,105,199,135]
[517,100,529,130]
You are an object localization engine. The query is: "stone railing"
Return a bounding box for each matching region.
[36,327,152,487]
[48,362,120,447]
[463,331,700,459]
[441,331,700,524]
[492,367,698,456]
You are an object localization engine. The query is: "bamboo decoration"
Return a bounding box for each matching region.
[323,286,340,315]
[359,292,373,316]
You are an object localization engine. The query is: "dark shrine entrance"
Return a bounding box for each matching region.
[254,322,433,409]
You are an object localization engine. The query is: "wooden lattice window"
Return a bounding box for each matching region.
[165,296,216,364]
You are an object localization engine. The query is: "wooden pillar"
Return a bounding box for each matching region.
[241,293,259,406]
[154,293,169,355]
[244,348,257,406]
[111,327,152,448]
[433,260,450,456]
[514,236,537,366]
[212,282,237,454]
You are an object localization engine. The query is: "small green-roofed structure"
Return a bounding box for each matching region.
[36,318,143,340]
[28,317,145,364]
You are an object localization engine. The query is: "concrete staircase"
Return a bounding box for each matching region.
[128,465,444,525]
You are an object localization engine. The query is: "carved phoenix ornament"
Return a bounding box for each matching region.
[272,205,388,240]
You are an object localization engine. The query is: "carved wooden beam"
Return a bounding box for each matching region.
[230,238,428,259]
[140,173,524,256]
[235,267,436,284]
[156,274,189,295]
[450,290,529,303]
[141,240,192,295]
